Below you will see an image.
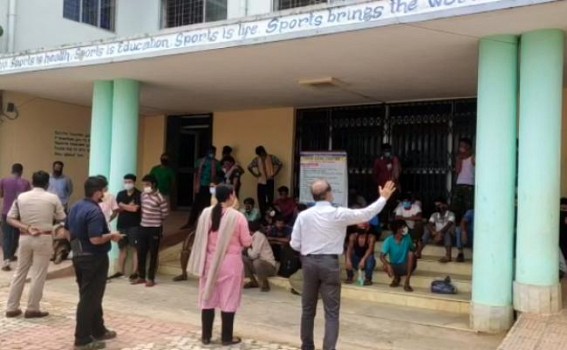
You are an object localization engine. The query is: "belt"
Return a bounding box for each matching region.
[456,184,474,188]
[21,231,52,236]
[303,254,339,259]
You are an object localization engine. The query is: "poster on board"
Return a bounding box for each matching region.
[299,151,348,207]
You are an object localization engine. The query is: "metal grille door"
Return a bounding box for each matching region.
[295,99,477,216]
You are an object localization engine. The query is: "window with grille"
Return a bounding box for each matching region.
[275,0,327,11]
[63,0,115,31]
[162,0,227,28]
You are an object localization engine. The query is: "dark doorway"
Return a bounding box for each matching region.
[166,114,213,209]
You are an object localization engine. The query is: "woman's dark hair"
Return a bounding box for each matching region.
[32,171,50,189]
[211,184,234,232]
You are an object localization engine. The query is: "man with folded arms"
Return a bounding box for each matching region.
[4,170,66,319]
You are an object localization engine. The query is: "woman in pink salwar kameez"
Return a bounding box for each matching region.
[187,184,252,346]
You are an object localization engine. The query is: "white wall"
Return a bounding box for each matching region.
[14,0,116,51]
[116,0,161,36]
[0,0,8,53]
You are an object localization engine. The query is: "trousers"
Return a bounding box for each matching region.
[137,226,162,281]
[300,255,340,350]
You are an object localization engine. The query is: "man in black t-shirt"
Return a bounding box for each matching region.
[109,174,142,280]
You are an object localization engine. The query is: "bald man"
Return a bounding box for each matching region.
[291,180,396,350]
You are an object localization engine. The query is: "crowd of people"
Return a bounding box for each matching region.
[4,136,565,350]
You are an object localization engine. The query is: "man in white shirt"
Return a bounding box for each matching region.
[394,192,423,249]
[243,221,277,292]
[416,198,456,263]
[290,179,396,350]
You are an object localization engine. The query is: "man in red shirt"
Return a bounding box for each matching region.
[373,144,401,224]
[273,186,297,224]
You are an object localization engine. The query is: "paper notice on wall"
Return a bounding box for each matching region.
[54,130,90,158]
[299,151,348,207]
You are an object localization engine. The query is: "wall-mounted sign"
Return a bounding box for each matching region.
[299,151,348,207]
[0,0,528,75]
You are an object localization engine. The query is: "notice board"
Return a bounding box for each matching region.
[299,151,348,207]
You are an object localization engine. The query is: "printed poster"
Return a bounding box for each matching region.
[299,151,348,207]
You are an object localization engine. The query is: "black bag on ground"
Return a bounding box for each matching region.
[431,276,457,294]
[278,246,300,278]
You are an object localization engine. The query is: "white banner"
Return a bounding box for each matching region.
[0,0,514,74]
[299,151,348,207]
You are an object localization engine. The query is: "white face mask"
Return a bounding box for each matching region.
[124,183,134,191]
[143,186,153,194]
[402,227,409,236]
[210,187,216,195]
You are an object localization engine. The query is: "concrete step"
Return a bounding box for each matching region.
[270,276,470,314]
[372,270,471,293]
[374,240,473,260]
[159,259,183,277]
[415,255,472,276]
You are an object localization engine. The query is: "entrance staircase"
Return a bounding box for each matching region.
[158,238,473,317]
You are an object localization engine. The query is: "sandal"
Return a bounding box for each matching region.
[222,337,242,346]
[389,278,400,288]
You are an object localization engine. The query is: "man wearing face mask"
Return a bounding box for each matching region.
[394,192,423,250]
[182,147,222,230]
[66,176,123,349]
[150,153,175,204]
[48,161,73,212]
[110,174,141,280]
[417,198,456,263]
[132,175,169,287]
[380,220,417,292]
[373,144,401,224]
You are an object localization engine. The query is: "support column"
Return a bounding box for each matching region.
[514,29,565,314]
[470,35,518,332]
[108,79,140,267]
[88,81,113,177]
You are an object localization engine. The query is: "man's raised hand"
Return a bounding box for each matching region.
[379,181,397,200]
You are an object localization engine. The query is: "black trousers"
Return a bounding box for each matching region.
[187,186,212,228]
[257,179,275,216]
[73,254,109,346]
[137,227,162,281]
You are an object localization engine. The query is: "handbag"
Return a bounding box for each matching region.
[431,276,458,294]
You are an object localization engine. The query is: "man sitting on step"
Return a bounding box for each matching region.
[380,220,417,292]
[416,198,456,263]
[345,222,377,286]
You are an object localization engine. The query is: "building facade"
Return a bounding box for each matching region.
[0,0,565,333]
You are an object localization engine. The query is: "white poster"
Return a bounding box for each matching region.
[299,151,348,207]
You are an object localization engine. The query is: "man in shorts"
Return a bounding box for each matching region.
[110,174,141,280]
[380,220,417,292]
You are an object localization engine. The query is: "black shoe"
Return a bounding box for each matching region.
[222,337,242,346]
[201,338,211,345]
[74,341,106,350]
[9,256,17,262]
[24,310,49,318]
[456,253,465,263]
[107,272,123,280]
[5,309,22,318]
[128,273,139,280]
[93,330,117,341]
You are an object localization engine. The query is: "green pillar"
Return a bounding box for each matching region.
[89,81,113,177]
[470,35,518,332]
[514,29,564,313]
[108,79,140,268]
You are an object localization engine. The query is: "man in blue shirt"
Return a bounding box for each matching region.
[66,176,122,350]
[380,220,417,292]
[48,161,73,212]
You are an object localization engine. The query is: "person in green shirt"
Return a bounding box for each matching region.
[380,220,417,292]
[150,153,175,200]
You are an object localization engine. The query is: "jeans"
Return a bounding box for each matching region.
[456,227,474,250]
[300,255,340,350]
[257,179,275,216]
[346,255,376,281]
[2,214,20,261]
[137,227,162,281]
[73,254,109,346]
